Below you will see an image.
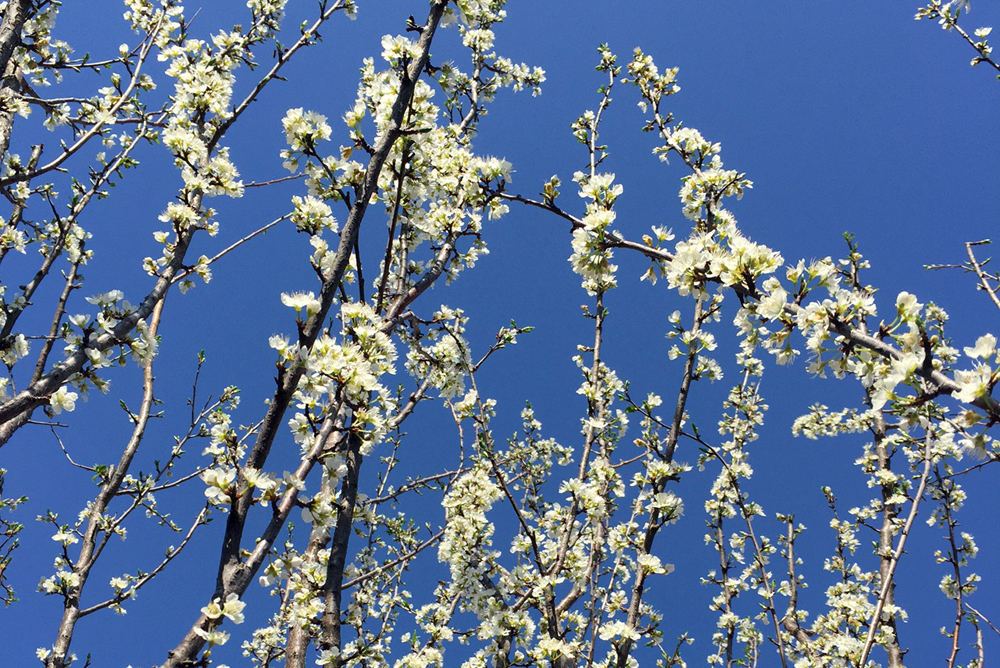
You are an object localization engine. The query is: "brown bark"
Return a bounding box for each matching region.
[0,0,30,158]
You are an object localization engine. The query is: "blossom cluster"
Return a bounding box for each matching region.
[568,172,621,294]
[281,301,398,452]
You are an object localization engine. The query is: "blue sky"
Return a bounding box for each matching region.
[4,1,1000,666]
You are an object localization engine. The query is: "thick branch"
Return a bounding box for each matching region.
[0,0,28,75]
[211,3,449,600]
[319,433,362,664]
[0,229,194,445]
[0,0,30,157]
[160,410,346,668]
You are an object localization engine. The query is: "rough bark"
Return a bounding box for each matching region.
[0,0,30,158]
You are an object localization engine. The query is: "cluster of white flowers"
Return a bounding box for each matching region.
[448,0,507,27]
[123,0,183,44]
[568,172,621,294]
[290,195,338,235]
[158,29,244,192]
[283,301,398,452]
[792,404,874,440]
[200,592,247,627]
[246,545,335,662]
[14,2,72,87]
[245,0,289,40]
[281,108,333,172]
[405,307,471,400]
[280,291,322,320]
[38,568,80,596]
[380,34,419,65]
[626,47,680,109]
[133,2,263,293]
[436,466,502,621]
[664,220,782,302]
[677,159,750,222]
[202,466,237,506]
[0,333,29,367]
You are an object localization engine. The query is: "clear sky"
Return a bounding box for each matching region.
[3,1,1000,666]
